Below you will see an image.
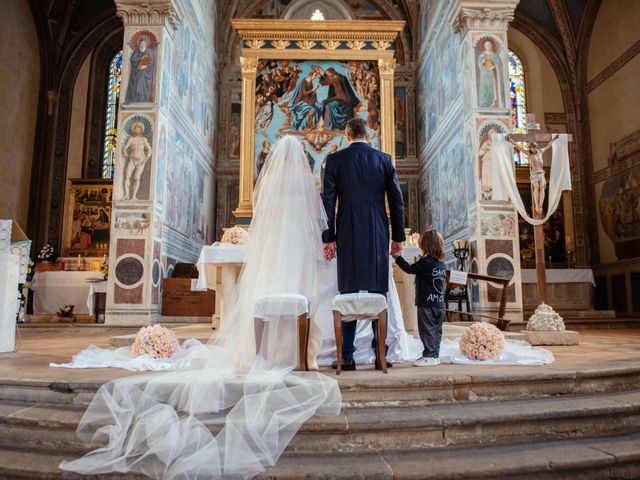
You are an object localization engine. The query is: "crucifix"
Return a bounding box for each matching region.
[504,114,572,305]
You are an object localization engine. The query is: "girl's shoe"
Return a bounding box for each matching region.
[413,356,440,367]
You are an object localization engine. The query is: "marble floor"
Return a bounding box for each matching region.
[1,325,640,389]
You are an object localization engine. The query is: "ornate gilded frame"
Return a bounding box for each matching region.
[231,19,405,220]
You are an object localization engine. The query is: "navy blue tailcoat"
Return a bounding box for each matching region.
[322,142,406,293]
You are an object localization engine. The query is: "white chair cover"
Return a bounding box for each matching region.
[254,293,310,320]
[332,293,387,321]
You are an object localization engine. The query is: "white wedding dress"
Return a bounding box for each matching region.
[59,136,342,479]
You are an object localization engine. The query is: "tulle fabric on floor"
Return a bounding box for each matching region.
[58,136,342,479]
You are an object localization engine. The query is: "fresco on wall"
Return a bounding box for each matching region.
[170,22,215,147]
[477,119,508,200]
[254,59,380,188]
[394,86,407,158]
[440,136,467,237]
[114,212,150,236]
[156,123,167,205]
[417,25,461,150]
[123,30,158,105]
[427,159,441,232]
[163,129,212,244]
[229,94,241,158]
[480,213,516,237]
[598,164,640,259]
[473,33,506,109]
[119,114,154,201]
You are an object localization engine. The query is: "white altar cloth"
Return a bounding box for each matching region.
[197,244,423,365]
[0,254,19,353]
[31,271,106,315]
[521,269,595,286]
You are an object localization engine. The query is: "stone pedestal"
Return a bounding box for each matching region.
[523,330,580,346]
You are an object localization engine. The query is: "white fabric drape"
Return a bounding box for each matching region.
[490,133,571,225]
[59,136,342,480]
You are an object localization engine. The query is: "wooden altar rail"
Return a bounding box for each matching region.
[445,270,510,331]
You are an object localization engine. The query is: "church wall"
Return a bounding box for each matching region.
[0,0,40,229]
[60,53,93,256]
[157,0,217,272]
[587,0,640,315]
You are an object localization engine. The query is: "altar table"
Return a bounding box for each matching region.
[196,244,418,332]
[196,245,245,329]
[31,271,107,315]
[521,268,595,311]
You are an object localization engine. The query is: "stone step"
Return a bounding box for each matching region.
[2,433,639,479]
[3,362,640,408]
[2,389,639,455]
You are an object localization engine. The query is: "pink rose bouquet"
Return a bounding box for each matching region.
[131,325,180,359]
[459,322,506,361]
[221,226,248,245]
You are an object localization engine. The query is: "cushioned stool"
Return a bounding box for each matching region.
[254,294,310,371]
[332,293,388,375]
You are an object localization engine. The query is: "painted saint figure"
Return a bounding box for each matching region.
[506,134,559,215]
[256,140,270,176]
[289,69,321,131]
[478,127,499,200]
[477,39,502,108]
[125,36,154,104]
[122,122,153,200]
[319,67,360,131]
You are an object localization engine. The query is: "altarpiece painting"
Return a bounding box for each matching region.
[231,19,404,220]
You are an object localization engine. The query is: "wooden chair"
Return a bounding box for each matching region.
[445,271,511,331]
[332,293,388,375]
[253,294,310,371]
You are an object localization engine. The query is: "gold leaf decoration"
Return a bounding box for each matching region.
[346,40,366,50]
[296,40,316,50]
[321,40,341,50]
[246,39,265,49]
[372,41,391,50]
[272,40,291,49]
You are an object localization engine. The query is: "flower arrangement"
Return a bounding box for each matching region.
[57,304,75,318]
[131,325,180,359]
[459,322,506,361]
[37,244,56,262]
[526,303,565,331]
[221,226,248,245]
[100,257,109,280]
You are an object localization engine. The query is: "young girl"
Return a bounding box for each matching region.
[393,229,446,366]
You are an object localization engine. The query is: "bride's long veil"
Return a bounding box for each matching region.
[60,136,342,479]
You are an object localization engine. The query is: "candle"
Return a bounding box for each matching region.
[77,255,81,270]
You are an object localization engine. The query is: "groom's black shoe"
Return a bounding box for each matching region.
[375,359,393,370]
[331,357,356,371]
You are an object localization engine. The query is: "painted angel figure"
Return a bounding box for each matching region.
[506,134,559,216]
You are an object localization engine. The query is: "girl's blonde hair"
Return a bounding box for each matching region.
[419,229,445,261]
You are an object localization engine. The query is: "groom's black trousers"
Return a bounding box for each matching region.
[341,291,388,360]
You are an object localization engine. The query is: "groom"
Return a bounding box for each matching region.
[322,117,405,370]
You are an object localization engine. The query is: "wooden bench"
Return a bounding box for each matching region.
[445,270,510,331]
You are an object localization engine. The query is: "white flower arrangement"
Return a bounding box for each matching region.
[459,322,506,361]
[37,243,56,262]
[526,304,565,331]
[131,325,180,359]
[221,226,248,245]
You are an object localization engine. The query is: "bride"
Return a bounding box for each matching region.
[60,135,342,479]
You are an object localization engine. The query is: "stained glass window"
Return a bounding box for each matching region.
[508,49,527,165]
[102,50,123,178]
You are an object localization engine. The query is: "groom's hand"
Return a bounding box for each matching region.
[390,241,403,258]
[323,242,336,260]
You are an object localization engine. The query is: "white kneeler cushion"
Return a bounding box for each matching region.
[254,294,310,319]
[332,293,387,321]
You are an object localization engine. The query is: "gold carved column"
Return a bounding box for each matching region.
[235,56,258,218]
[378,58,396,161]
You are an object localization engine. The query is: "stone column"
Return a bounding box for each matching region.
[105,0,182,325]
[451,0,523,321]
